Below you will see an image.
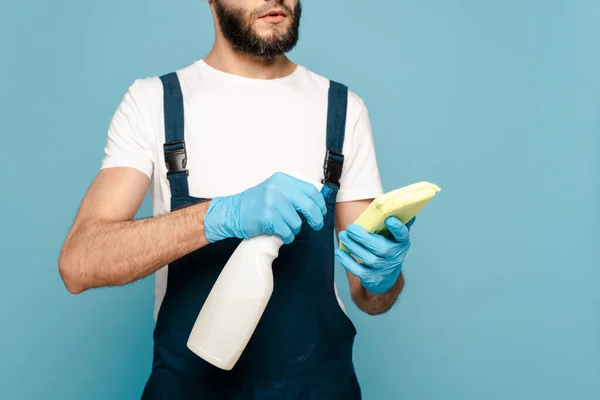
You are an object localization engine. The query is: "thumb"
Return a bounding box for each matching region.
[385,217,410,242]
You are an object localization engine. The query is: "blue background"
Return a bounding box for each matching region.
[1,0,598,398]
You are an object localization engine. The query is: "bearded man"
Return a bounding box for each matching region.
[59,1,415,398]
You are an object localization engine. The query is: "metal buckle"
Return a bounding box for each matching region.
[164,140,188,175]
[321,150,344,186]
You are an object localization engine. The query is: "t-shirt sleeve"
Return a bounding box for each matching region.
[337,98,384,202]
[100,79,155,179]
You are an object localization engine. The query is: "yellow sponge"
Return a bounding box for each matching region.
[339,181,441,253]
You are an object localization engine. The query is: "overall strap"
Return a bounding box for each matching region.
[322,80,348,187]
[160,72,190,199]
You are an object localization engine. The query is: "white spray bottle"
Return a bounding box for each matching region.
[186,177,324,370]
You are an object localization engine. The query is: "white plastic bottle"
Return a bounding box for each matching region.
[186,234,284,370]
[187,176,323,370]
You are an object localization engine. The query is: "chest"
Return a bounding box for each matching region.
[170,88,330,198]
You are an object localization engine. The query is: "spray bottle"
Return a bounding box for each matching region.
[186,177,325,370]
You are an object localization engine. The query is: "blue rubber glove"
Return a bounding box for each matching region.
[335,217,415,294]
[204,172,327,244]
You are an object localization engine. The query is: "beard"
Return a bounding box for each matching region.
[213,0,302,59]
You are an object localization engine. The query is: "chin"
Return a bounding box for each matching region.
[255,24,289,36]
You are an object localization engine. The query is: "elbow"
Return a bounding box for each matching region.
[58,245,86,295]
[362,303,393,316]
[64,280,85,295]
[349,290,381,316]
[355,299,395,316]
[352,282,404,316]
[59,261,84,295]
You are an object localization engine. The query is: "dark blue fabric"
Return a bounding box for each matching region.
[163,141,185,153]
[142,76,360,399]
[167,173,190,203]
[160,72,184,144]
[326,80,348,154]
[160,72,189,198]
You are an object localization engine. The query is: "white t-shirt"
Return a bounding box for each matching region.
[100,59,384,318]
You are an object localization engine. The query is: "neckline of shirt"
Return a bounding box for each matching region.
[194,59,305,86]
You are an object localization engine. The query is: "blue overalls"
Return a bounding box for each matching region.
[141,72,362,399]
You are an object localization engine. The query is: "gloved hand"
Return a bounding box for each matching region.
[335,216,415,294]
[204,172,327,244]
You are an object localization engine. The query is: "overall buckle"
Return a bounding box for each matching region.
[322,150,344,186]
[164,140,188,175]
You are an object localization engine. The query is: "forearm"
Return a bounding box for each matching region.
[347,271,404,315]
[59,201,211,294]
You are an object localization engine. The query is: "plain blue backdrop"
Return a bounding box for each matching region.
[1,0,598,399]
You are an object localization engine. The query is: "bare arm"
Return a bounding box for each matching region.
[335,200,404,315]
[58,167,211,294]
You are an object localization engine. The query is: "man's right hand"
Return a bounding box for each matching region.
[204,172,327,244]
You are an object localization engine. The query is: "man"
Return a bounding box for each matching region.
[59,0,414,398]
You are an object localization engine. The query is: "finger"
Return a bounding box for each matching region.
[335,248,370,278]
[385,217,410,243]
[293,178,327,216]
[338,231,379,267]
[406,216,416,229]
[287,188,325,231]
[274,191,303,235]
[345,224,396,258]
[272,216,296,244]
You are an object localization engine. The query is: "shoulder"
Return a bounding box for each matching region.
[107,62,200,143]
[300,65,366,123]
[120,61,200,107]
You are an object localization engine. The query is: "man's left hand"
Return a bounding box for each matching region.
[335,216,414,295]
